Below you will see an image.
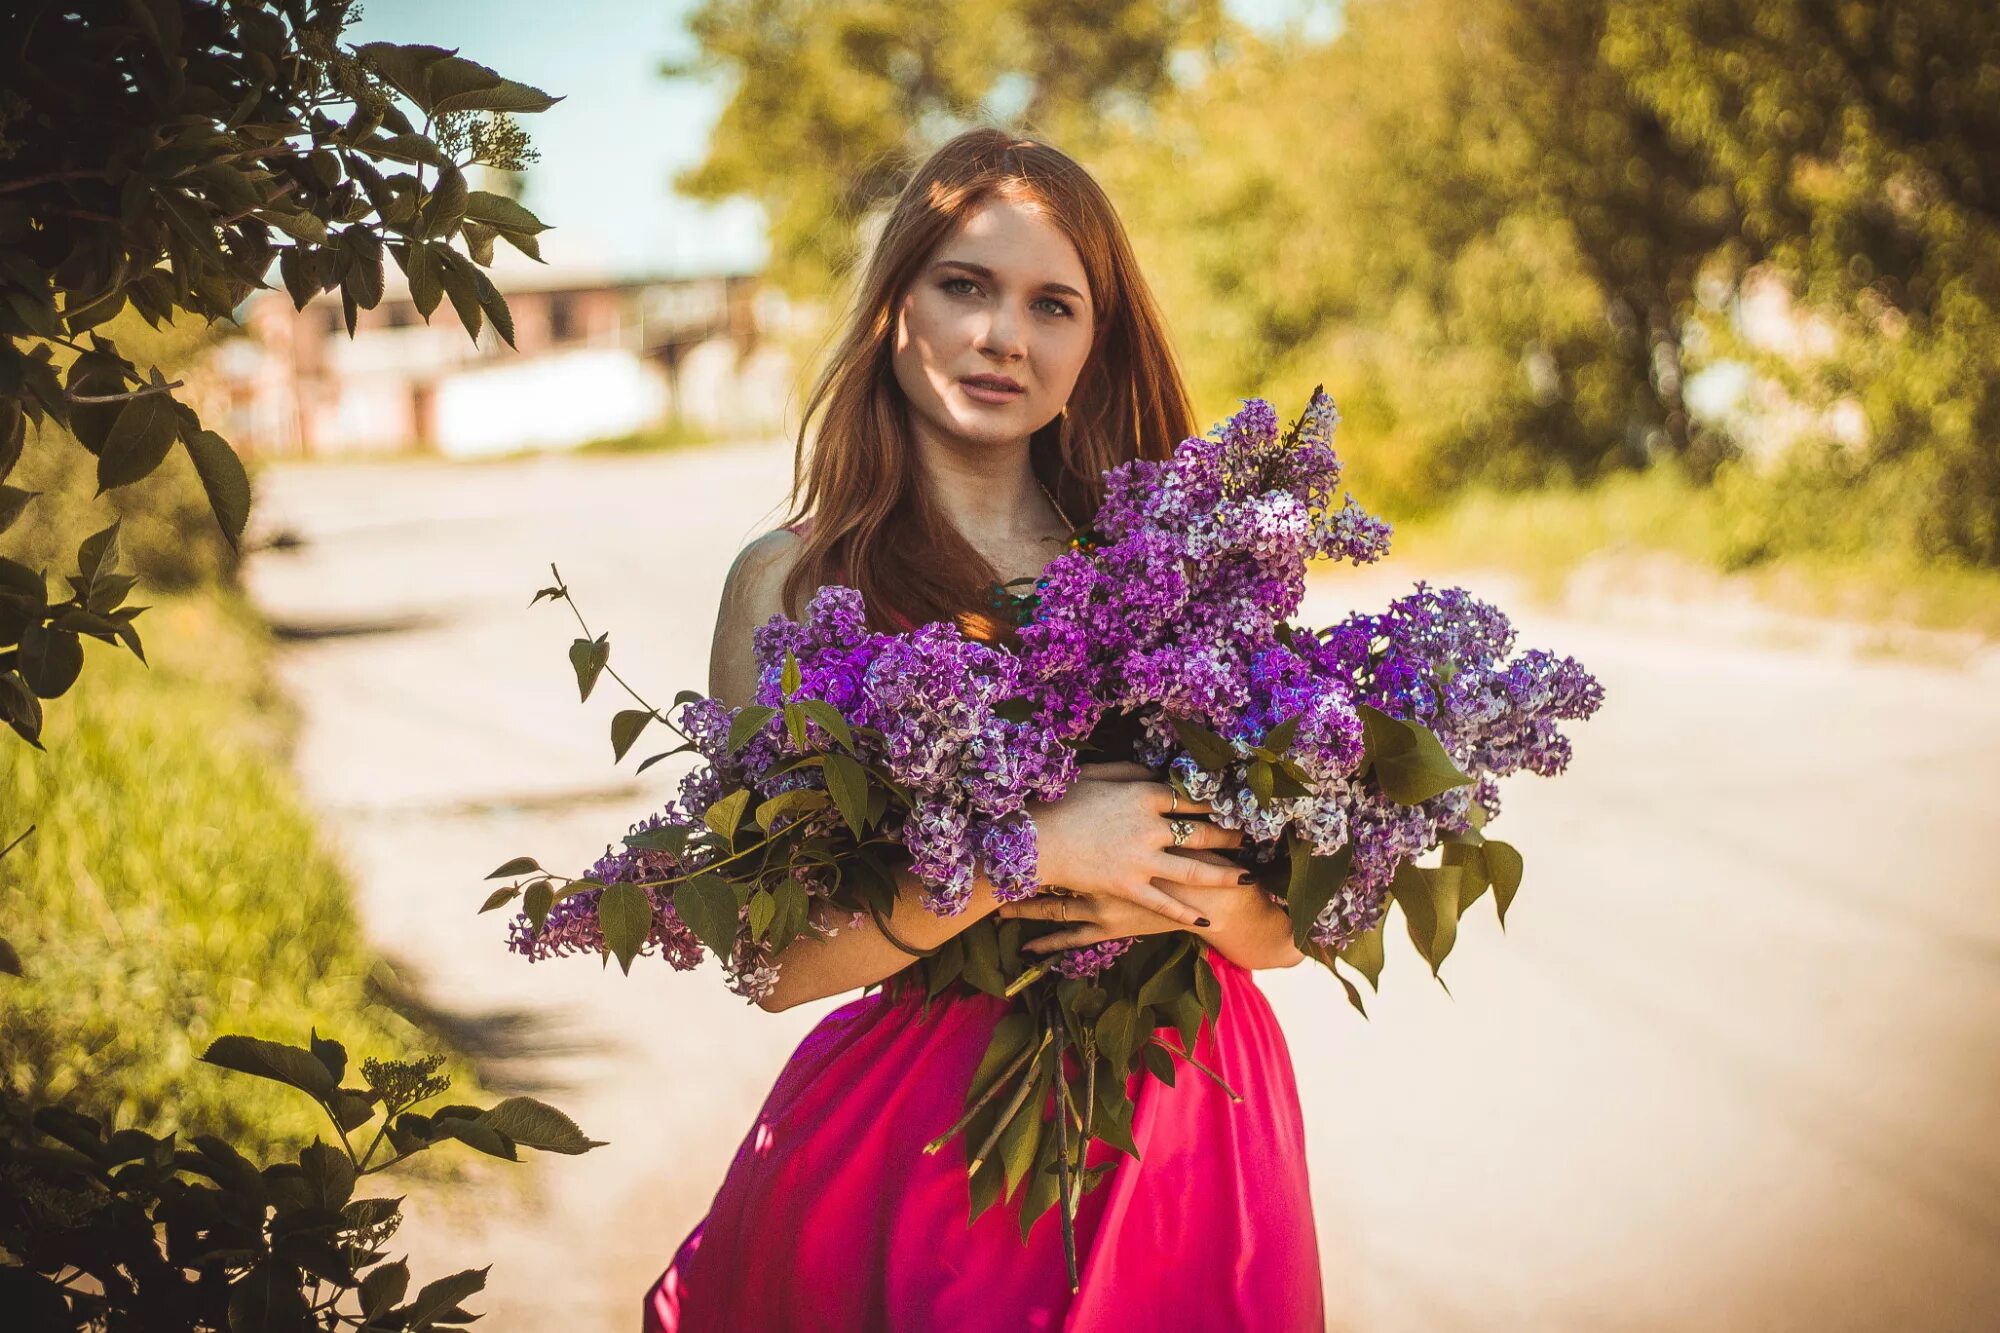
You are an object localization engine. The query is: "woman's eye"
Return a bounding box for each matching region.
[940,277,1070,318]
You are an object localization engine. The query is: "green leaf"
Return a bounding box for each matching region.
[611,708,653,762]
[97,392,178,492]
[704,787,750,839]
[329,1089,378,1132]
[299,1138,356,1207]
[780,649,802,697]
[596,881,652,974]
[487,856,541,879]
[478,1096,605,1154]
[479,886,519,913]
[1262,712,1301,754]
[227,1259,310,1332]
[822,752,869,837]
[201,1035,338,1099]
[726,704,776,752]
[1442,840,1492,917]
[521,880,554,933]
[568,633,609,702]
[747,888,775,941]
[462,190,553,236]
[431,1115,517,1160]
[1360,705,1474,805]
[1335,915,1386,990]
[308,1029,347,1084]
[673,874,739,961]
[796,698,855,750]
[182,429,252,549]
[1173,718,1235,773]
[1247,758,1275,807]
[18,621,83,699]
[435,246,483,341]
[997,1072,1046,1201]
[0,485,34,536]
[405,239,444,319]
[1286,842,1352,950]
[360,1261,409,1320]
[1389,862,1461,976]
[1096,998,1141,1073]
[1143,1042,1178,1085]
[1483,839,1524,928]
[401,1267,489,1331]
[421,164,469,238]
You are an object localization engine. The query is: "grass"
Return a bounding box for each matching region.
[0,588,470,1159]
[1386,468,2000,642]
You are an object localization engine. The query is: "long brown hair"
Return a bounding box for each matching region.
[781,128,1195,634]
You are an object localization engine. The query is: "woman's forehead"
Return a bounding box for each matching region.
[934,197,1089,291]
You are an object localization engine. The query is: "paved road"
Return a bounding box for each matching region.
[244,441,2000,1332]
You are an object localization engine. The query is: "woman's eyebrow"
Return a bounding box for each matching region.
[931,259,1087,303]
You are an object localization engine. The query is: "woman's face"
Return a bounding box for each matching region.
[892,195,1096,455]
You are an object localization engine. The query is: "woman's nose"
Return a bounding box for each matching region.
[976,303,1027,359]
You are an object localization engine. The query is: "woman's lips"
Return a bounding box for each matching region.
[960,377,1025,406]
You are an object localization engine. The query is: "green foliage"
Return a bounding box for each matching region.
[668,0,1226,293]
[675,0,2000,573]
[1,0,559,743]
[0,591,461,1160]
[0,1030,599,1331]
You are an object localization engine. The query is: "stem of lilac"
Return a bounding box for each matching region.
[1053,1025,1080,1293]
[547,563,696,747]
[1003,958,1052,997]
[965,1030,1054,1175]
[1148,1035,1242,1103]
[923,1031,1045,1155]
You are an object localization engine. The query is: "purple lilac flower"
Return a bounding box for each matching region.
[506,806,706,968]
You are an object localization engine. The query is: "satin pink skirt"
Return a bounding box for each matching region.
[643,953,1323,1331]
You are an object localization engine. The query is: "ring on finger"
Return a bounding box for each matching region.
[1168,817,1195,848]
[1057,897,1068,923]
[1167,787,1181,815]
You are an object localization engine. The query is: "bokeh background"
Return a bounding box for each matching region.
[9,1,1999,1329]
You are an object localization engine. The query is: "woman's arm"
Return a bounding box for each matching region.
[707,531,1012,1011]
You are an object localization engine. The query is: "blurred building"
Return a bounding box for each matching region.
[210,268,809,459]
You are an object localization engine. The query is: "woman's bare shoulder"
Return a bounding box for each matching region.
[721,527,805,615]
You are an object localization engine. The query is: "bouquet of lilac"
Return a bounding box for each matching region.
[484,388,1603,1280]
[493,582,1075,1004]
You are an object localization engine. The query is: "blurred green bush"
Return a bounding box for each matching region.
[0,590,463,1159]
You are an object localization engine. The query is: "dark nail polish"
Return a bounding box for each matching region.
[1237,873,1256,885]
[1196,917,1213,929]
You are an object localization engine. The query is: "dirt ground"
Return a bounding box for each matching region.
[242,440,2000,1332]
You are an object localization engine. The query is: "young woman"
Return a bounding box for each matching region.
[644,129,1324,1332]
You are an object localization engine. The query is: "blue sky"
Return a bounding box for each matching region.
[346,0,1341,279]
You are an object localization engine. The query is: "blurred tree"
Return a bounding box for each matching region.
[669,0,1227,293]
[1605,0,2000,563]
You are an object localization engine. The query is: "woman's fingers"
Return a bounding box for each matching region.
[1153,854,1253,890]
[1117,880,1210,928]
[1163,818,1241,851]
[1155,791,1215,819]
[1022,927,1105,955]
[995,895,1094,924]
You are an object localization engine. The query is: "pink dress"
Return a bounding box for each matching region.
[641,952,1324,1331]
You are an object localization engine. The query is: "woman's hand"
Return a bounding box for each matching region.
[1024,761,1252,933]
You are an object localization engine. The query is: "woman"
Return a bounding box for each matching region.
[645,129,1324,1332]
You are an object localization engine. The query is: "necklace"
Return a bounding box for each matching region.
[988,477,1095,626]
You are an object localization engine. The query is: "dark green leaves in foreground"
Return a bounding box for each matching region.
[0,1029,601,1332]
